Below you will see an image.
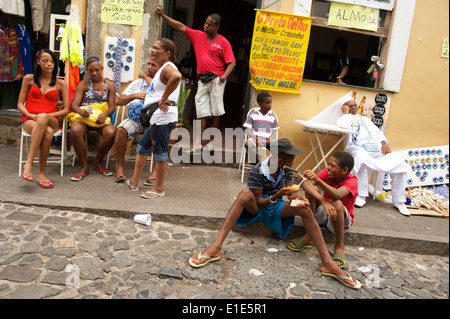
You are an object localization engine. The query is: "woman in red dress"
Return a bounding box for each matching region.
[17,49,70,188]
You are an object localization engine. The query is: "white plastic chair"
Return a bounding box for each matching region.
[238,107,279,183]
[19,117,73,177]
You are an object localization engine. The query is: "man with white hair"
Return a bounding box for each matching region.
[336,97,411,216]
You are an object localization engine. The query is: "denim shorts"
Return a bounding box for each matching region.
[136,122,176,162]
[236,195,294,239]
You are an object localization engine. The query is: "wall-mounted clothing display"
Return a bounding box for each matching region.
[59,18,84,101]
[14,23,33,75]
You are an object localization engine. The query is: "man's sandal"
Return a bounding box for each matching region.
[188,252,221,268]
[332,252,347,269]
[286,238,313,252]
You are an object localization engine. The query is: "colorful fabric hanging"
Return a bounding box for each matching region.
[0,29,9,81]
[0,27,24,82]
[60,19,84,67]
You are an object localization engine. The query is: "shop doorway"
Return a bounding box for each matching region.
[164,0,258,130]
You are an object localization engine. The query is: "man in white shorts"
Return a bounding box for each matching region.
[154,5,236,152]
[113,58,160,182]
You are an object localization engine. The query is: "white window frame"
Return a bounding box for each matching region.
[324,0,395,11]
[294,0,415,92]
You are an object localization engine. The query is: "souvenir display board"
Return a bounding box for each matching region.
[377,145,449,190]
[103,37,136,83]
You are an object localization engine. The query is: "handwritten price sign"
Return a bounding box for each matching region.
[101,2,144,26]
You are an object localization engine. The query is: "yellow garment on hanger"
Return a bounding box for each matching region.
[60,20,84,66]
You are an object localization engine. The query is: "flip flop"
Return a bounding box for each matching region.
[188,251,221,268]
[96,169,113,176]
[321,270,361,290]
[37,180,54,189]
[126,180,139,191]
[20,173,35,183]
[332,252,347,269]
[115,174,126,183]
[143,178,156,186]
[71,173,88,182]
[286,238,313,252]
[140,191,165,199]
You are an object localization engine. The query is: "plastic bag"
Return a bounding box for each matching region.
[68,102,111,127]
[127,100,144,121]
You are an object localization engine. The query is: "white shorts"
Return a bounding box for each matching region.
[195,77,226,118]
[314,205,351,235]
[117,118,145,141]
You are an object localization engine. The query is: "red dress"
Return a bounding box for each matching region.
[21,81,59,123]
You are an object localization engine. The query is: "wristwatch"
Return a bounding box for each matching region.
[268,196,277,204]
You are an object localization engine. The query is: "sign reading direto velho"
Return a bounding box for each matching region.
[101,0,144,26]
[249,10,312,94]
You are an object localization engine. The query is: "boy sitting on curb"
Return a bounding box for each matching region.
[288,151,357,270]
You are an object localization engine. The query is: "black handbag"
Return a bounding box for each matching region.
[139,102,159,128]
[139,100,177,128]
[198,72,216,83]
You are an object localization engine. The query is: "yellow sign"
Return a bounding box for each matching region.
[328,2,379,32]
[104,0,144,9]
[441,38,449,58]
[249,10,312,94]
[101,4,144,26]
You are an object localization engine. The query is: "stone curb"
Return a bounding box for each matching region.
[2,200,448,257]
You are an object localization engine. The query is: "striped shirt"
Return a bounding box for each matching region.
[244,110,279,139]
[247,157,294,196]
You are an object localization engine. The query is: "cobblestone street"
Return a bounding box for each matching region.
[0,202,448,301]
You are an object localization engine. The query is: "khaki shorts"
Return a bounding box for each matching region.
[117,118,145,141]
[315,205,351,235]
[195,77,226,118]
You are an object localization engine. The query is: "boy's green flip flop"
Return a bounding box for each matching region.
[286,238,313,252]
[332,252,347,268]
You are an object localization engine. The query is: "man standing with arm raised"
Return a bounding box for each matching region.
[154,5,236,152]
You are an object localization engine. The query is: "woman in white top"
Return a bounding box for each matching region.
[126,38,182,199]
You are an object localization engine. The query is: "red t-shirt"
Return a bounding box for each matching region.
[316,170,358,225]
[185,27,236,77]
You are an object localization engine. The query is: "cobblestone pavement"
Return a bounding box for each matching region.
[0,202,448,300]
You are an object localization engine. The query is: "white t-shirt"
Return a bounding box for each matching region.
[144,62,180,125]
[123,78,149,101]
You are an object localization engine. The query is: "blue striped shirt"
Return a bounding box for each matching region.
[247,158,294,196]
